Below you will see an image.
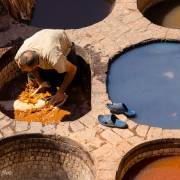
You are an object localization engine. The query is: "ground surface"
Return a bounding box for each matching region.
[1,0,180,179]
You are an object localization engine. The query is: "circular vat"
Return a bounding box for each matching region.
[0,1,3,13]
[107,41,180,129]
[0,44,91,124]
[0,134,96,180]
[30,0,114,29]
[116,138,180,180]
[138,0,180,29]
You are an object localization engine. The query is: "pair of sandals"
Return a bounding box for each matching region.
[98,103,136,129]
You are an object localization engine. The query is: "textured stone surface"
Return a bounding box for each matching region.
[0,0,180,179]
[56,122,71,137]
[26,122,42,133]
[0,118,13,129]
[136,125,149,137]
[147,127,163,140]
[15,120,29,132]
[117,141,133,153]
[0,112,5,119]
[1,126,14,137]
[70,121,85,132]
[126,120,138,130]
[113,128,134,139]
[92,144,123,162]
[79,116,97,128]
[127,136,144,146]
[163,129,180,138]
[97,170,116,180]
[42,124,56,134]
[100,129,123,146]
[85,137,105,152]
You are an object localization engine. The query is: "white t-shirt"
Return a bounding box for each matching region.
[15,29,72,73]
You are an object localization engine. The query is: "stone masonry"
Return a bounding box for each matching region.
[1,0,180,179]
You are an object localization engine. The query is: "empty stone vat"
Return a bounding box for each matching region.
[0,134,96,180]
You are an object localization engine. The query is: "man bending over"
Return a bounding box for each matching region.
[15,29,77,106]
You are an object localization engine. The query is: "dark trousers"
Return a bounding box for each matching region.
[28,44,81,90]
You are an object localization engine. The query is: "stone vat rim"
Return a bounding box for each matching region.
[106,39,180,130]
[0,132,96,176]
[116,138,180,180]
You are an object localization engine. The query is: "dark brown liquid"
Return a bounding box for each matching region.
[123,156,180,180]
[31,0,113,29]
[144,0,180,29]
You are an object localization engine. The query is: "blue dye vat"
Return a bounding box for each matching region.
[108,42,180,129]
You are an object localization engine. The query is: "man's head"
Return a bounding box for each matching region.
[17,50,39,72]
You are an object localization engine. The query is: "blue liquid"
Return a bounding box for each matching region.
[31,0,113,29]
[108,42,180,129]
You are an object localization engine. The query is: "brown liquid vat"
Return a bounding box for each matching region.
[138,0,180,30]
[116,139,180,180]
[1,0,115,29]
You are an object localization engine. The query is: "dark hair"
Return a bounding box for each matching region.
[18,50,39,68]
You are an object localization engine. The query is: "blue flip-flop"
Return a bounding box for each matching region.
[98,114,128,128]
[107,103,136,118]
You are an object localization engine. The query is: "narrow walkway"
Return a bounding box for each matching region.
[1,0,180,179]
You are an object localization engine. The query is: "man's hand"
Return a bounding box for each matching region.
[31,81,50,96]
[48,90,67,106]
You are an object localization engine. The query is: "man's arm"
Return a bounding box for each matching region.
[30,69,50,96]
[49,59,77,105]
[59,59,77,93]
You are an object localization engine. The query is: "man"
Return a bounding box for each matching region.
[15,29,77,106]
